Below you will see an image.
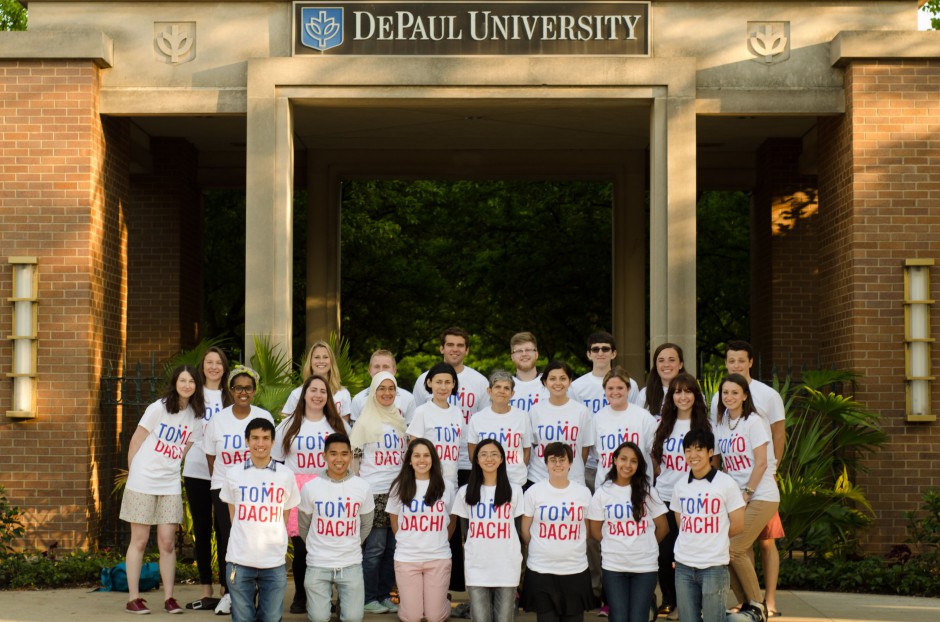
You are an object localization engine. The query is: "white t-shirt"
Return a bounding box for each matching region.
[593,404,658,489]
[569,372,641,469]
[183,387,225,480]
[636,386,669,420]
[452,483,524,587]
[527,400,595,484]
[203,405,275,490]
[587,481,667,572]
[467,407,532,487]
[351,387,416,424]
[271,416,347,476]
[387,479,456,562]
[709,378,784,466]
[714,414,779,502]
[299,475,375,568]
[127,400,200,496]
[671,469,746,568]
[358,423,407,495]
[406,401,464,484]
[523,480,592,575]
[220,460,300,568]
[510,375,547,413]
[413,365,490,470]
[283,385,352,420]
[653,418,692,506]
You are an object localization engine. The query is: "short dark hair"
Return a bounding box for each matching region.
[425,362,459,396]
[587,331,617,350]
[725,340,754,360]
[245,417,276,439]
[541,360,574,386]
[682,427,715,452]
[439,327,470,348]
[543,441,573,463]
[323,432,351,452]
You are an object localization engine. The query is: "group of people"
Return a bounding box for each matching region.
[119,327,786,622]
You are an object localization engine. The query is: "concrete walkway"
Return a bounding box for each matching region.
[0,586,937,622]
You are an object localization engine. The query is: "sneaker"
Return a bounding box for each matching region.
[164,598,184,615]
[726,602,765,622]
[125,599,150,615]
[289,596,307,614]
[363,601,390,614]
[380,598,398,613]
[598,605,609,617]
[214,594,231,616]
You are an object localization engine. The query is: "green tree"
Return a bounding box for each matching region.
[0,1,27,31]
[924,1,940,30]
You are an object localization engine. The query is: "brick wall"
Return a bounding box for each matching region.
[817,60,940,551]
[751,138,820,375]
[126,138,202,366]
[0,60,129,550]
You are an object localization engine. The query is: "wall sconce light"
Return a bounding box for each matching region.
[904,258,934,422]
[7,257,38,419]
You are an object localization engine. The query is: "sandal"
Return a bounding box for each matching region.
[767,608,782,617]
[186,597,220,610]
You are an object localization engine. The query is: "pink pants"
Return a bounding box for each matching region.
[394,559,452,622]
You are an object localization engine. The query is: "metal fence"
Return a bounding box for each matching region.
[98,358,165,547]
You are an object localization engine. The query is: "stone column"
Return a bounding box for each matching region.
[245,66,294,362]
[650,93,697,373]
[306,153,342,347]
[613,150,647,381]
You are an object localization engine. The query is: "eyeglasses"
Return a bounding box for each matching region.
[590,346,613,353]
[512,348,537,355]
[232,385,255,394]
[546,456,570,465]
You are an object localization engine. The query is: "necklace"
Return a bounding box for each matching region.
[728,414,742,431]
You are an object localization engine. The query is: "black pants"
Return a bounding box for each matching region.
[657,503,680,608]
[184,477,215,586]
[210,489,232,593]
[291,536,307,604]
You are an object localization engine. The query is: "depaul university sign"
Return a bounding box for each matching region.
[292,1,650,55]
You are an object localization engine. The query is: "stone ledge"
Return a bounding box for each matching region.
[0,30,113,68]
[831,30,940,67]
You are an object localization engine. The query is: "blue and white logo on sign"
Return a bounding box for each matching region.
[301,7,344,52]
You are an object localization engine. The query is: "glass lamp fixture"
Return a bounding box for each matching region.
[7,257,38,419]
[904,258,934,422]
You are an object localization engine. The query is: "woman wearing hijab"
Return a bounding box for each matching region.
[350,371,408,614]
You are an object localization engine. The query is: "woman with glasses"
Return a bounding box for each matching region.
[202,365,275,615]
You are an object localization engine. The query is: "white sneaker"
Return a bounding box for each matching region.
[214,594,231,615]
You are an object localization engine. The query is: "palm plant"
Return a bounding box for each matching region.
[249,335,300,419]
[775,370,888,555]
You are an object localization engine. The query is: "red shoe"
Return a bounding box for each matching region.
[165,598,184,614]
[125,599,150,615]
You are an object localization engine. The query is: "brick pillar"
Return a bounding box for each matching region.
[0,61,130,550]
[817,60,940,552]
[127,138,202,366]
[750,138,819,377]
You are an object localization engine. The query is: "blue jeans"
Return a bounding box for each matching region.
[361,526,396,604]
[304,564,364,622]
[675,562,729,622]
[467,586,516,622]
[602,569,658,622]
[226,562,286,622]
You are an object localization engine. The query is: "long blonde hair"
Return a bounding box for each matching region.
[303,340,342,394]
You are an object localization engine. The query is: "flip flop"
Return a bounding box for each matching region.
[767,609,782,617]
[186,597,220,610]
